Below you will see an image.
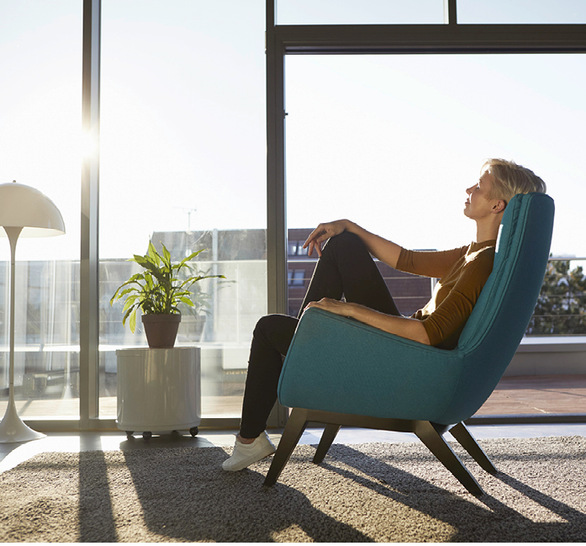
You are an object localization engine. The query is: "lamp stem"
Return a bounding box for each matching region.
[6,227,21,396]
[0,227,44,443]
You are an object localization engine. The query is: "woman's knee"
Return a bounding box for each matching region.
[323,231,367,258]
[253,314,278,340]
[253,314,298,352]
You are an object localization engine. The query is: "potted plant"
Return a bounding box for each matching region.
[110,242,224,348]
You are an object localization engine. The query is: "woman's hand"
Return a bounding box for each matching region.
[302,220,348,257]
[305,297,350,316]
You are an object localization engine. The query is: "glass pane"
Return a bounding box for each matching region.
[286,54,585,258]
[285,53,586,416]
[459,0,586,24]
[0,1,82,420]
[276,0,444,25]
[100,0,266,420]
[528,258,586,335]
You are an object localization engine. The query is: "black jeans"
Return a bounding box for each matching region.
[239,231,401,438]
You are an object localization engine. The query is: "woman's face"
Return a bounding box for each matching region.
[464,170,501,220]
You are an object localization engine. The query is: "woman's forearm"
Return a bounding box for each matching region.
[306,298,431,345]
[343,221,403,269]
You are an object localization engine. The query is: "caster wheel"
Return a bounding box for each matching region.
[126,431,134,439]
[143,431,152,440]
[190,427,199,437]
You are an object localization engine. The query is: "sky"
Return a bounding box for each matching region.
[1,0,585,263]
[285,53,586,256]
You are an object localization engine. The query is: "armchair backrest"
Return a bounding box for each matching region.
[438,192,554,423]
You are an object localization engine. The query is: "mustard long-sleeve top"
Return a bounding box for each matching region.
[396,240,497,349]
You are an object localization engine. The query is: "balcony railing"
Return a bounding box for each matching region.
[1,255,584,402]
[527,257,586,336]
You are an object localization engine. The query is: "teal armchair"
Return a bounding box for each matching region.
[265,192,555,496]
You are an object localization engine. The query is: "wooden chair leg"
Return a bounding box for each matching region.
[415,421,484,497]
[449,422,497,474]
[264,408,309,486]
[313,424,341,464]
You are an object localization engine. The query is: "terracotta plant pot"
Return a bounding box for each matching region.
[141,314,181,348]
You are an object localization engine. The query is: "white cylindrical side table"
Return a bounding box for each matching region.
[116,347,201,439]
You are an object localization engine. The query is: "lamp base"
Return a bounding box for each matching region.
[0,398,45,443]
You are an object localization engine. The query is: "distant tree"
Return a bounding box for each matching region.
[526,259,586,335]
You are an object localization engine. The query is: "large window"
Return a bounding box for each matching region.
[0,1,266,427]
[0,1,82,421]
[99,0,266,420]
[270,3,586,420]
[1,1,585,429]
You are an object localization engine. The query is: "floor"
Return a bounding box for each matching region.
[477,374,586,415]
[1,422,586,477]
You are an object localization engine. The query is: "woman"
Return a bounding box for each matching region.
[222,158,547,471]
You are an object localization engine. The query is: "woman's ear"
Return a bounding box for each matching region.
[493,199,507,214]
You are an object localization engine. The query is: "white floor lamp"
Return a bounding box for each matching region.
[0,181,65,443]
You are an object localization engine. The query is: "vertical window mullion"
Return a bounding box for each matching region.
[444,0,457,25]
[266,0,288,317]
[80,0,101,427]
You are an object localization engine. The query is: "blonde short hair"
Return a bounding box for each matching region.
[483,158,547,204]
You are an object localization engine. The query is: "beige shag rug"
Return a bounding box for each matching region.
[0,436,585,542]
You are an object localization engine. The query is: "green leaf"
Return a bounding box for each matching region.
[129,311,137,333]
[162,243,171,264]
[147,241,160,264]
[122,297,138,313]
[179,249,204,268]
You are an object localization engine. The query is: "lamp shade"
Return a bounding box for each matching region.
[0,181,65,237]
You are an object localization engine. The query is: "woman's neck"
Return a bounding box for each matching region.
[475,215,502,243]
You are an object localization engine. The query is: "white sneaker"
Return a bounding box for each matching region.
[222,431,276,471]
